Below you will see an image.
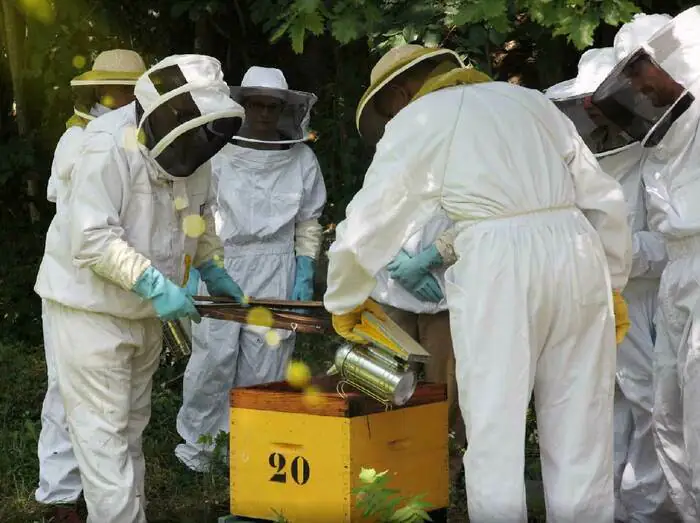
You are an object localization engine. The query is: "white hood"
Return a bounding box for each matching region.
[135,54,245,162]
[546,48,616,100]
[613,13,673,63]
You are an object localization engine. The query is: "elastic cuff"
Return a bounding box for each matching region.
[434,228,457,266]
[90,242,152,291]
[295,219,323,259]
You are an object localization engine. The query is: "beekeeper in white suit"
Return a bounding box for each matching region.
[35,54,245,523]
[35,49,146,523]
[593,8,700,520]
[175,66,326,472]
[325,43,632,522]
[547,45,674,523]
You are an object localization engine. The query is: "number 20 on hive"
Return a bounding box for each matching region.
[268,452,311,485]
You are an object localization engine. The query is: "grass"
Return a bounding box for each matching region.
[0,322,544,522]
[0,332,337,523]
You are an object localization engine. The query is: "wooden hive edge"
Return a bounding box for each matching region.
[229,377,447,418]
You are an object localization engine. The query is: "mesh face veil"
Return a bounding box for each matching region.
[135,55,245,178]
[553,94,638,155]
[545,47,638,156]
[593,8,700,148]
[229,66,318,145]
[592,47,694,148]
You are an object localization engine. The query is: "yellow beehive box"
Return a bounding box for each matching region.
[229,376,449,522]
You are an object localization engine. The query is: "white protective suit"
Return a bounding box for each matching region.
[46,104,110,206]
[175,141,326,472]
[546,46,671,522]
[604,142,672,523]
[325,81,632,522]
[608,9,700,520]
[36,103,112,506]
[34,55,244,523]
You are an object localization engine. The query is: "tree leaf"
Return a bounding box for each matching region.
[488,28,506,46]
[270,18,293,43]
[301,10,326,36]
[452,3,483,26]
[289,18,307,53]
[568,9,598,49]
[296,0,321,13]
[331,14,360,43]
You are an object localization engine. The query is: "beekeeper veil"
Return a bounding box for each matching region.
[546,47,636,157]
[135,54,245,178]
[592,9,700,148]
[229,66,317,145]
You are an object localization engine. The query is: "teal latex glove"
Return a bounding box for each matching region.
[412,273,444,303]
[291,256,315,301]
[198,259,245,303]
[185,268,201,296]
[387,245,443,297]
[132,266,201,323]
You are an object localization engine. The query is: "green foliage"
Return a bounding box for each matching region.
[521,0,639,48]
[354,468,433,523]
[195,430,230,479]
[271,509,291,523]
[253,0,640,54]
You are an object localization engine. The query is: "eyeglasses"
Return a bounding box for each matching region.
[245,100,284,112]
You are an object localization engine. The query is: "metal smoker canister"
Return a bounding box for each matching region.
[334,343,417,406]
[162,319,192,357]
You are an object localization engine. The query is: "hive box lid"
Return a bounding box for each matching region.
[230,376,447,418]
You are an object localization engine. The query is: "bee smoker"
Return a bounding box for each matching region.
[332,343,418,407]
[162,319,192,358]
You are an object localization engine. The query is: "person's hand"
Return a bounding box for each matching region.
[185,267,201,296]
[387,245,443,296]
[332,299,387,344]
[198,259,245,303]
[132,266,201,323]
[291,256,315,301]
[411,273,444,303]
[612,290,630,345]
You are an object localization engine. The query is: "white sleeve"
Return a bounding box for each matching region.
[69,131,151,291]
[628,184,667,279]
[294,146,327,260]
[46,177,57,204]
[47,127,84,203]
[324,103,452,314]
[564,125,633,290]
[630,231,667,279]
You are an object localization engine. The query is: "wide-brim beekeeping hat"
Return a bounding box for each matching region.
[355,44,464,146]
[70,49,147,86]
[69,49,147,121]
[229,66,317,144]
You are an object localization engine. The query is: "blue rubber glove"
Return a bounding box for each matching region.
[291,256,316,301]
[185,268,201,296]
[132,266,201,323]
[387,245,444,296]
[412,273,445,303]
[198,259,245,303]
